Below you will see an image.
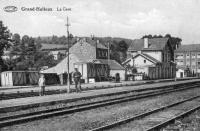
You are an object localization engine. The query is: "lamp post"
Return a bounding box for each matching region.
[65,16,70,93]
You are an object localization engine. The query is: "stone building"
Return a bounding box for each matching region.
[41,38,125,84]
[174,44,200,77]
[123,38,176,80]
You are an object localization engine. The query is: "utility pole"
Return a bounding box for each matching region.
[107,42,110,63]
[107,42,110,78]
[65,16,70,93]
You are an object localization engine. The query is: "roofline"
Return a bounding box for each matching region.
[41,48,68,51]
[122,57,132,64]
[128,49,163,52]
[110,69,125,70]
[132,53,159,64]
[175,50,200,52]
[2,71,39,73]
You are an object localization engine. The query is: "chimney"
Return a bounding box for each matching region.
[91,34,95,40]
[144,38,148,48]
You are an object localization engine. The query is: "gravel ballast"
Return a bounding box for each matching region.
[2,88,200,131]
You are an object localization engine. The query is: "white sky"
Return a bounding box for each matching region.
[1,0,200,44]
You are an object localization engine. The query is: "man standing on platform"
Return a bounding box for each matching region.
[73,68,82,93]
[38,74,45,96]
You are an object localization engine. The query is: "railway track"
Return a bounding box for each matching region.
[146,105,200,131]
[0,83,200,128]
[90,92,200,131]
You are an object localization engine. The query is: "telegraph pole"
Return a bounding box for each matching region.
[65,16,70,93]
[107,42,110,78]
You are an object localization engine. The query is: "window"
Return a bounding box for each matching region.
[101,51,103,57]
[144,60,146,63]
[98,51,101,57]
[192,54,196,58]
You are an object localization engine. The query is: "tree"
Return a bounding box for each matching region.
[34,52,58,69]
[0,21,12,71]
[142,34,153,39]
[11,33,21,57]
[109,40,128,64]
[26,37,37,68]
[10,35,37,70]
[4,33,21,70]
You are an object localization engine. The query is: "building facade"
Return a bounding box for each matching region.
[41,38,125,83]
[174,44,200,77]
[123,38,176,80]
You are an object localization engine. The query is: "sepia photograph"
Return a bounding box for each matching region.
[0,0,200,130]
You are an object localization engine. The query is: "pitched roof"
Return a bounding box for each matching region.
[122,53,160,65]
[74,58,124,70]
[41,43,67,50]
[97,59,125,70]
[72,52,96,62]
[128,38,169,51]
[175,44,200,52]
[141,53,161,63]
[85,38,107,49]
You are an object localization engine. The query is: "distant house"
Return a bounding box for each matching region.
[174,44,200,77]
[41,38,125,84]
[176,68,185,78]
[40,43,67,60]
[123,38,176,80]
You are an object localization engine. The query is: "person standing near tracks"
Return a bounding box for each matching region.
[73,68,82,93]
[38,74,46,96]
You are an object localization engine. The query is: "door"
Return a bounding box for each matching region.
[180,72,183,78]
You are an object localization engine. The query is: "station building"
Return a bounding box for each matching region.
[123,38,176,80]
[41,38,125,84]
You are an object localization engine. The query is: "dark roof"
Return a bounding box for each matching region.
[141,53,161,63]
[85,38,107,49]
[73,52,96,62]
[175,44,200,52]
[41,43,67,50]
[73,57,124,70]
[98,59,125,70]
[128,38,169,51]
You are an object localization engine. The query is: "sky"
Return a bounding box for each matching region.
[0,0,200,44]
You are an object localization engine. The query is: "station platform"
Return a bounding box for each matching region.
[0,78,199,113]
[0,77,198,95]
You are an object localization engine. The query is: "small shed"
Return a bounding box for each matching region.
[176,68,185,78]
[98,59,125,81]
[1,71,39,86]
[74,62,109,83]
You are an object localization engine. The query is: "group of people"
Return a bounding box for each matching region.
[38,68,82,96]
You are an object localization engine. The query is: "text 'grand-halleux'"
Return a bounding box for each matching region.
[21,6,71,11]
